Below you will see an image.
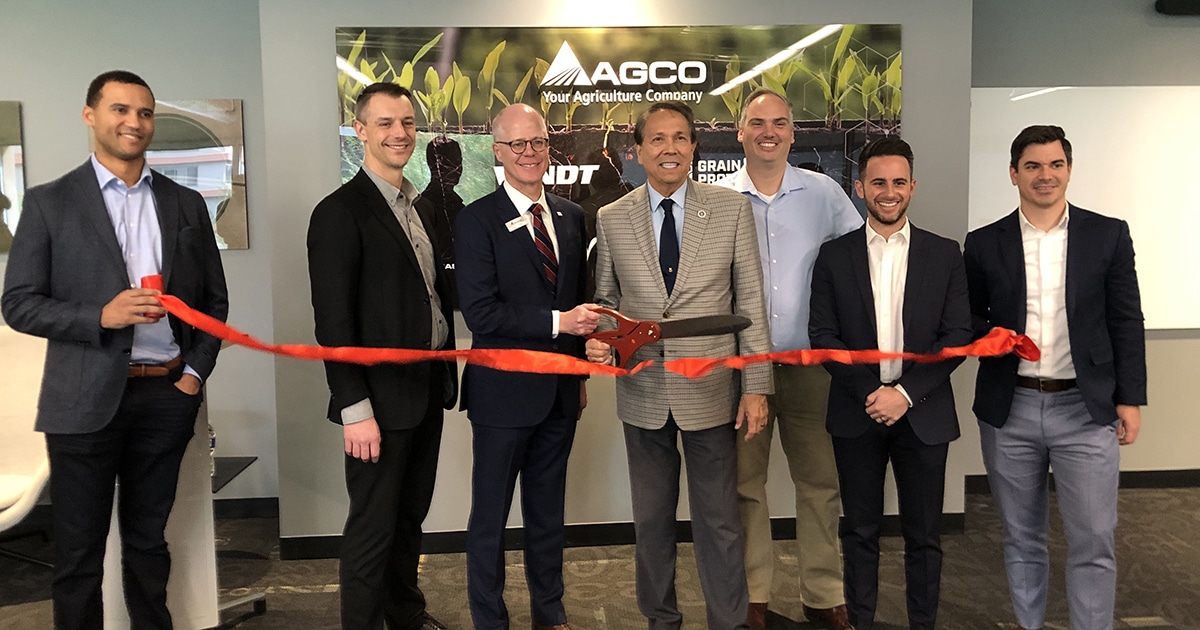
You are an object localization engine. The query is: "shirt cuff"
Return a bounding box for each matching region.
[341,398,374,425]
[893,383,914,408]
[551,310,560,338]
[183,365,201,382]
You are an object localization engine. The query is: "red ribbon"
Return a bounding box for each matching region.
[664,326,1041,378]
[157,295,1037,377]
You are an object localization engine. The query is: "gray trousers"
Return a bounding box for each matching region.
[980,387,1119,630]
[624,417,750,630]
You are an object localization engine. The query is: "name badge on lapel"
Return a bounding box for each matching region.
[505,217,525,233]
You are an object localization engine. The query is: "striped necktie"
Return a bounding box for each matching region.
[530,203,558,288]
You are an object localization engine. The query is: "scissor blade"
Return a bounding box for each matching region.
[657,315,751,339]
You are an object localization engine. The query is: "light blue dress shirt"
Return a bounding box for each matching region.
[646,181,687,253]
[717,166,862,351]
[92,156,190,374]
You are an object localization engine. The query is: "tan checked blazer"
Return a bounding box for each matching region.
[594,180,772,431]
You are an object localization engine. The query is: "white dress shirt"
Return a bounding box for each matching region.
[867,219,912,404]
[502,181,563,338]
[1018,206,1076,379]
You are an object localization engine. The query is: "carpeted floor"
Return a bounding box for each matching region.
[2,488,1197,629]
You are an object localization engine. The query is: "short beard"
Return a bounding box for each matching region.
[867,203,907,226]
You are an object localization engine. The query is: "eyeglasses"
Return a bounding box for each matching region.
[495,137,550,154]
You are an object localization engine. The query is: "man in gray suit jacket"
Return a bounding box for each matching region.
[586,101,772,630]
[2,70,228,628]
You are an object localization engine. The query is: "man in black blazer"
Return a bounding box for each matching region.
[964,125,1145,630]
[2,70,228,629]
[809,137,972,630]
[307,83,457,630]
[454,103,598,630]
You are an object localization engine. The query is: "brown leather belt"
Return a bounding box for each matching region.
[128,356,183,378]
[1015,376,1076,392]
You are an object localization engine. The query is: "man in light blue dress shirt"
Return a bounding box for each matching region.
[2,70,228,628]
[717,88,862,630]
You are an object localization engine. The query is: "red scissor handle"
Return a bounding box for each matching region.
[587,307,662,368]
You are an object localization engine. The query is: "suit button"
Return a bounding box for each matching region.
[423,297,430,305]
[663,310,672,319]
[122,348,132,355]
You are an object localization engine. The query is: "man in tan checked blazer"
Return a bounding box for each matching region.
[586,101,773,630]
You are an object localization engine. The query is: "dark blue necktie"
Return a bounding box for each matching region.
[659,198,679,295]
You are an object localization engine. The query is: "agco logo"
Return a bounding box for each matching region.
[540,42,707,88]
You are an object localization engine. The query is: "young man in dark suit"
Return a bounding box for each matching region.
[306,82,457,630]
[964,125,1145,630]
[809,137,972,630]
[453,103,598,630]
[2,70,228,629]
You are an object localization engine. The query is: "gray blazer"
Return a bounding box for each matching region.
[593,180,772,431]
[2,160,228,434]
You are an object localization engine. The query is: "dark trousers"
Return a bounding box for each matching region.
[832,417,948,630]
[45,375,200,630]
[466,390,577,630]
[623,416,749,630]
[340,395,444,630]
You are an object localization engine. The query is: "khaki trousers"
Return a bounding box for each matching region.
[736,363,845,607]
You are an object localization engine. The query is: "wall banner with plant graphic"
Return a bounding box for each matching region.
[336,25,901,296]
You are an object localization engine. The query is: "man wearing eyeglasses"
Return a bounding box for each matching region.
[455,103,599,630]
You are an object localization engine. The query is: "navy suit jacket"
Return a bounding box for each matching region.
[2,160,228,434]
[809,224,972,445]
[307,169,458,430]
[963,205,1146,428]
[454,188,589,428]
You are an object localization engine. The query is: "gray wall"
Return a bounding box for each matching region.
[974,0,1200,87]
[0,0,279,500]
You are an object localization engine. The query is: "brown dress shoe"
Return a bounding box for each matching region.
[746,602,768,630]
[802,604,855,630]
[531,623,571,630]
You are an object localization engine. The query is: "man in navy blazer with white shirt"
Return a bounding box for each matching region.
[454,104,599,630]
[809,137,971,630]
[964,125,1146,630]
[2,70,228,629]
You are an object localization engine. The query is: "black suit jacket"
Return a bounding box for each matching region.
[963,206,1146,428]
[809,224,972,445]
[306,169,457,430]
[2,160,228,434]
[453,188,588,428]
